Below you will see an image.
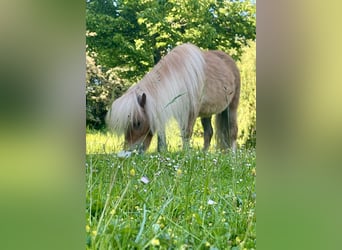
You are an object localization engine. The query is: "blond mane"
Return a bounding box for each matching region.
[106,43,206,135]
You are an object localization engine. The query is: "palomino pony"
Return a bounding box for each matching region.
[106,43,240,152]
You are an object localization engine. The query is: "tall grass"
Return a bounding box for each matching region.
[86,128,256,249]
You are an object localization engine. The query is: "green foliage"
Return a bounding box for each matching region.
[86,0,256,79]
[86,132,256,249]
[86,0,155,81]
[237,41,256,147]
[86,40,130,129]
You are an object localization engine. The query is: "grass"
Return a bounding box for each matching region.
[86,128,256,249]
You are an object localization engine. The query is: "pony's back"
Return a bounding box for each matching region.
[208,50,240,107]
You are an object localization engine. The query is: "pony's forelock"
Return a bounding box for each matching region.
[106,90,145,135]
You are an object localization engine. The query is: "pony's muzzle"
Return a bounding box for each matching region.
[124,142,145,154]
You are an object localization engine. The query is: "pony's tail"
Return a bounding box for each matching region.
[215,107,238,150]
[215,108,230,149]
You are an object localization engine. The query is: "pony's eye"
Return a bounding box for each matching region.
[133,121,141,129]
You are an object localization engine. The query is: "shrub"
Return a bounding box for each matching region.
[237,41,256,147]
[86,49,129,129]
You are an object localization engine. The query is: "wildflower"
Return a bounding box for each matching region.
[129,168,136,176]
[91,230,97,236]
[157,216,164,223]
[109,209,115,215]
[205,241,211,247]
[141,176,149,184]
[235,236,241,243]
[251,168,256,176]
[176,169,182,176]
[86,225,90,232]
[207,199,216,205]
[151,238,160,246]
[180,244,189,249]
[152,223,161,233]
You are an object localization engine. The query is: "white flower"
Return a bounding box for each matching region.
[140,176,149,184]
[152,223,161,233]
[207,199,217,205]
[173,164,180,170]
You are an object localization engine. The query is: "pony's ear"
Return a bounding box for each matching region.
[137,93,146,108]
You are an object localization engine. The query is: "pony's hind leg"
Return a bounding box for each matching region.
[201,117,213,151]
[228,105,238,152]
[228,89,239,152]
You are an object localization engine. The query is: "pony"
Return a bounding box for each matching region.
[106,43,240,152]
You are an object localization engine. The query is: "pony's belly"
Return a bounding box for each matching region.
[199,100,228,117]
[199,85,233,117]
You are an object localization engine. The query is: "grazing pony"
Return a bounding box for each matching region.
[106,43,240,152]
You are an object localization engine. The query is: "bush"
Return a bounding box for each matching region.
[237,41,256,147]
[86,49,129,129]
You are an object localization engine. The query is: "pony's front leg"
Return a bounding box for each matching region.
[157,131,167,152]
[142,131,153,152]
[181,116,196,150]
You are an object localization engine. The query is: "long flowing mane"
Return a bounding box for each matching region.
[106,43,206,135]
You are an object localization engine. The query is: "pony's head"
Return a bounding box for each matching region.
[124,93,153,152]
[106,91,153,152]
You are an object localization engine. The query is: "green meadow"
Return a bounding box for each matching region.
[86,125,256,249]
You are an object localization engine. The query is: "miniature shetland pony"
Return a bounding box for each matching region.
[106,43,240,152]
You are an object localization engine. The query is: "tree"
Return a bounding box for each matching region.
[86,31,130,129]
[86,0,256,79]
[237,40,256,147]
